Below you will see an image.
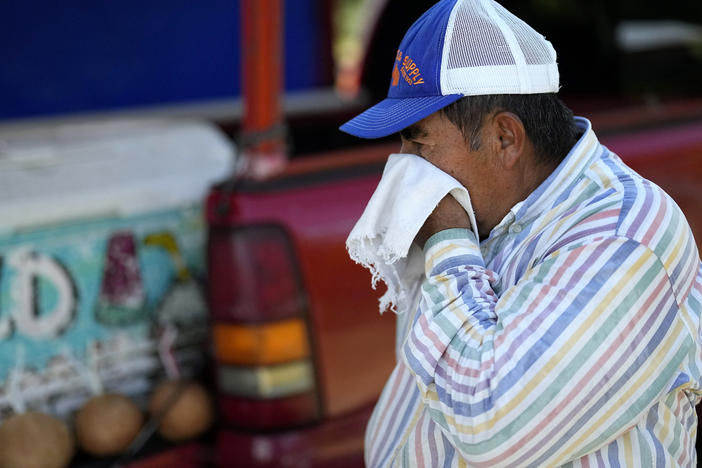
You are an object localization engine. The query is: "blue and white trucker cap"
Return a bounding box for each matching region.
[340,0,560,139]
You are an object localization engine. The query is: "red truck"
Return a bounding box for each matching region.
[203,1,702,466]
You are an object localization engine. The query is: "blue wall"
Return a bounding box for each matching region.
[0,0,330,120]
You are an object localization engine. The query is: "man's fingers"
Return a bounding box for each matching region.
[416,196,471,247]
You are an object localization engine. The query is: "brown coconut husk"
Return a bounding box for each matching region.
[0,412,74,468]
[74,394,143,457]
[149,380,213,442]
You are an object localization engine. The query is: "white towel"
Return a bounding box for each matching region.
[346,153,479,314]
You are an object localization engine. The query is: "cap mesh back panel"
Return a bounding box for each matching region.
[495,3,554,65]
[441,0,558,95]
[446,0,515,69]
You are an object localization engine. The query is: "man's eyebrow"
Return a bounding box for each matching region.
[399,124,427,141]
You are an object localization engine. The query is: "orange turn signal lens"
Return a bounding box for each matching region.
[213,318,310,365]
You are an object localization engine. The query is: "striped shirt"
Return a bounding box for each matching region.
[365,117,702,467]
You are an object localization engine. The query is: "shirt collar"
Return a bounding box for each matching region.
[488,117,601,237]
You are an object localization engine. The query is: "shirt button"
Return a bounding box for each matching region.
[510,224,523,234]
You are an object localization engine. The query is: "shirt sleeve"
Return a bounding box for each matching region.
[402,228,696,466]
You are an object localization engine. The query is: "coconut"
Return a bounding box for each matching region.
[0,412,74,468]
[149,380,213,441]
[75,394,143,456]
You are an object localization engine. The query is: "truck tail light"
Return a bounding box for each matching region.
[207,225,320,430]
[212,319,310,365]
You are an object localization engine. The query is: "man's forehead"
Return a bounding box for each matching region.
[401,111,457,139]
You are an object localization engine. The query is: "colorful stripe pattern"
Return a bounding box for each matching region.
[365,117,702,467]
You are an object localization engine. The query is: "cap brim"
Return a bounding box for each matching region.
[339,94,463,139]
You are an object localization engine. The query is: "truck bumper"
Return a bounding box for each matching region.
[215,404,373,467]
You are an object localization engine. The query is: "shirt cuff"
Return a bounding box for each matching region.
[423,228,485,277]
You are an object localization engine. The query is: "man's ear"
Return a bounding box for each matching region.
[491,112,525,170]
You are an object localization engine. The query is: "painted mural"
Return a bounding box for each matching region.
[0,205,209,420]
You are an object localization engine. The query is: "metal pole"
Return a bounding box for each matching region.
[240,0,286,179]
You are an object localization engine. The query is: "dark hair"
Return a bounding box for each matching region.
[440,94,579,166]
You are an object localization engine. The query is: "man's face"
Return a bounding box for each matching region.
[399,111,503,238]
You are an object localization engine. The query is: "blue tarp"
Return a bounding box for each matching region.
[0,0,330,120]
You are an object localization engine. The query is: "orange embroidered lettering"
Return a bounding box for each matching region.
[397,54,424,86]
[400,66,412,85]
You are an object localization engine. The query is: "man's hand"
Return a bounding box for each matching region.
[415,195,471,248]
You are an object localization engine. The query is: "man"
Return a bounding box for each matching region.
[340,0,702,466]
